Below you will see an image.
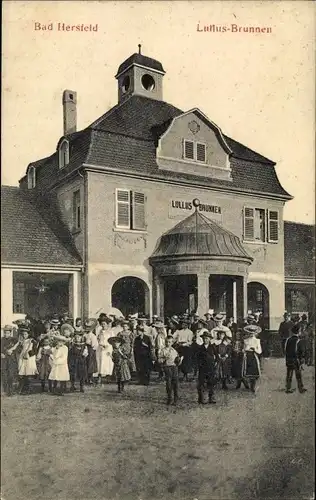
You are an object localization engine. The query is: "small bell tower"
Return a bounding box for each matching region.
[115,45,165,103]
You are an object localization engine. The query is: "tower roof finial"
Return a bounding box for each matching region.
[138,44,142,54]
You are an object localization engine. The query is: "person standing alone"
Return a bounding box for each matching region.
[284,324,307,394]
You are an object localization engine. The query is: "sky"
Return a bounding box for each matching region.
[2,0,315,223]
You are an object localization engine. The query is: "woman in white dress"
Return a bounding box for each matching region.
[18,328,38,394]
[96,318,114,383]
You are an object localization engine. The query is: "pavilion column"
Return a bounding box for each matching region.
[197,273,210,316]
[153,275,164,320]
[243,275,248,320]
[236,275,248,324]
[69,272,79,322]
[232,279,237,323]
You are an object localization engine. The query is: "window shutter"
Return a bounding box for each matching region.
[184,140,194,160]
[116,189,131,228]
[132,191,145,230]
[196,143,206,162]
[244,207,255,240]
[268,210,279,242]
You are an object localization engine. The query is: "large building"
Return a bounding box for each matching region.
[1,49,314,329]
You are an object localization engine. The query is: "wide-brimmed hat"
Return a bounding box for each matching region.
[201,331,212,339]
[108,336,123,346]
[83,318,98,331]
[13,319,26,326]
[3,325,13,331]
[153,321,166,328]
[138,317,148,322]
[121,320,130,326]
[170,315,179,324]
[247,314,255,321]
[243,324,262,337]
[50,319,60,326]
[214,314,224,321]
[60,323,75,336]
[19,327,30,334]
[166,333,175,340]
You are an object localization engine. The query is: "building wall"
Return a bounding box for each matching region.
[85,170,285,327]
[56,177,85,257]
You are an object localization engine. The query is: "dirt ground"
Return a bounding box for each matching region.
[1,358,314,500]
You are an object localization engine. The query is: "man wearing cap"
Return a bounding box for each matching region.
[278,312,294,356]
[1,325,20,396]
[284,324,307,394]
[196,331,218,404]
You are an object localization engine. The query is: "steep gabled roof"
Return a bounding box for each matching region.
[22,94,292,199]
[1,186,82,267]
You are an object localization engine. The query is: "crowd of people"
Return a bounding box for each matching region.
[1,308,313,404]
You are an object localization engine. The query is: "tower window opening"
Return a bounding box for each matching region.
[141,74,155,91]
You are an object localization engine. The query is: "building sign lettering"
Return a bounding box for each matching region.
[170,200,221,215]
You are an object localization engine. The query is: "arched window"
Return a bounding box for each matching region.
[27,165,36,189]
[59,139,70,169]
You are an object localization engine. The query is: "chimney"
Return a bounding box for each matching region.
[62,90,77,135]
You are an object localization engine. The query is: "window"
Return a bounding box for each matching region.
[243,207,270,242]
[13,282,25,314]
[59,139,70,169]
[116,189,146,230]
[73,190,81,230]
[183,140,206,163]
[27,166,36,189]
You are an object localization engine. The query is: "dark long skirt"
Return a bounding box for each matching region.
[86,346,98,375]
[242,351,261,379]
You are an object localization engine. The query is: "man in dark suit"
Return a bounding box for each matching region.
[196,332,219,404]
[279,312,294,355]
[133,326,154,386]
[284,324,307,394]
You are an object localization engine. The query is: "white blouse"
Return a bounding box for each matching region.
[244,336,262,355]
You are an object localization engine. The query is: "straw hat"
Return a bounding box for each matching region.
[60,323,75,336]
[153,321,166,328]
[3,325,13,332]
[243,324,262,337]
[214,314,224,321]
[83,318,98,331]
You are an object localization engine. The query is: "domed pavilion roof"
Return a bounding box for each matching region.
[150,211,252,263]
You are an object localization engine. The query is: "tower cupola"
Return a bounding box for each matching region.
[115,45,165,103]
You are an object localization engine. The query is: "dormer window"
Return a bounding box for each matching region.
[27,165,36,189]
[183,140,206,163]
[59,139,70,169]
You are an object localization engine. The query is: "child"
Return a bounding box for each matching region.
[49,335,70,395]
[159,334,183,405]
[18,328,38,394]
[1,325,20,396]
[110,336,131,393]
[36,337,53,392]
[68,334,88,393]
